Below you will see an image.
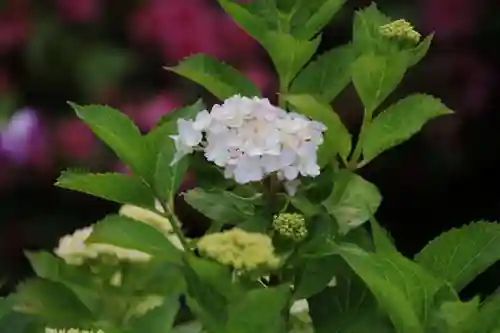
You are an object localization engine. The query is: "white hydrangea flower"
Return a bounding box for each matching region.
[170,95,326,194]
[45,329,104,333]
[54,226,151,265]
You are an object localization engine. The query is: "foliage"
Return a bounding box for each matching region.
[4,1,500,333]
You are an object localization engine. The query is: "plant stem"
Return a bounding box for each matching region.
[157,197,190,251]
[348,108,373,169]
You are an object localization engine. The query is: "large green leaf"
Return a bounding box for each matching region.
[167,55,260,100]
[14,278,94,327]
[338,243,443,333]
[183,188,257,225]
[351,53,408,114]
[323,170,382,234]
[415,221,500,292]
[290,43,359,103]
[182,256,230,333]
[285,94,352,164]
[262,33,321,87]
[369,215,398,254]
[361,94,452,164]
[309,258,390,333]
[153,136,189,203]
[25,251,100,311]
[226,285,290,333]
[87,214,182,263]
[472,292,500,333]
[128,295,180,333]
[56,171,154,208]
[68,103,153,181]
[218,0,269,42]
[429,297,480,333]
[293,255,338,299]
[352,3,391,54]
[284,0,346,39]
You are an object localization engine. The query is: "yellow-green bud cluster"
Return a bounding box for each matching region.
[272,213,308,242]
[379,19,421,44]
[197,228,280,271]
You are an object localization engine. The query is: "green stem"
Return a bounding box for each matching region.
[156,197,190,251]
[348,108,373,169]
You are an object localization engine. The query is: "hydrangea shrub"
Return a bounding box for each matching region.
[2,1,500,333]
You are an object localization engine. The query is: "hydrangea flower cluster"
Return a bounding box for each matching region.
[171,95,326,194]
[197,228,280,271]
[54,226,152,265]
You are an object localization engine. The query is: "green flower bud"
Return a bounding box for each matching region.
[272,213,308,242]
[379,19,421,44]
[197,228,280,271]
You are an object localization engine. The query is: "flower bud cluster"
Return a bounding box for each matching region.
[272,213,308,242]
[379,19,421,44]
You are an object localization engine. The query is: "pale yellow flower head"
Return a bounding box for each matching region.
[197,228,280,271]
[54,226,151,265]
[379,19,421,44]
[272,213,308,242]
[45,329,104,333]
[119,202,184,250]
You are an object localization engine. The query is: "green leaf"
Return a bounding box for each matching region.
[323,170,382,234]
[167,55,260,100]
[285,94,352,164]
[154,137,189,203]
[415,221,500,292]
[182,256,229,333]
[369,215,398,254]
[218,0,269,42]
[338,243,442,333]
[351,53,408,113]
[87,214,182,263]
[56,171,154,208]
[226,285,290,333]
[309,258,390,333]
[25,251,100,311]
[151,100,205,133]
[289,0,346,39]
[361,94,452,164]
[183,188,256,224]
[0,295,15,321]
[472,292,500,333]
[352,3,391,54]
[406,34,434,68]
[290,43,359,103]
[431,297,480,333]
[299,214,337,257]
[14,278,94,327]
[68,103,153,181]
[129,295,180,333]
[263,33,321,87]
[293,255,338,299]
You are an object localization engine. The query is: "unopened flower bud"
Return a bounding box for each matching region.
[273,213,308,242]
[197,228,280,271]
[379,19,421,44]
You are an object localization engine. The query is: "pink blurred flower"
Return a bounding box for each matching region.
[129,0,259,63]
[241,63,277,98]
[0,0,30,55]
[56,0,101,23]
[122,92,183,131]
[54,118,96,161]
[422,0,478,40]
[0,108,52,170]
